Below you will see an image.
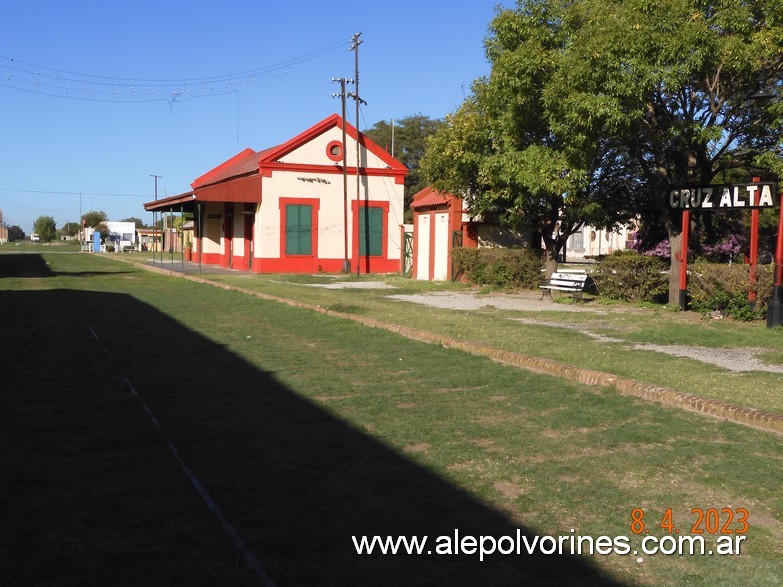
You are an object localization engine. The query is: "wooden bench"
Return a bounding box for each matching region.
[539,272,596,301]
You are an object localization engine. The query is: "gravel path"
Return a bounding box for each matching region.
[387,291,603,313]
[388,291,783,374]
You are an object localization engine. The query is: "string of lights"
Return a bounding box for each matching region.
[0,36,352,103]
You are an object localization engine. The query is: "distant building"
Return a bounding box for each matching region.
[562,224,637,260]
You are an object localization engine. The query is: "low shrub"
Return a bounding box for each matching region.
[451,247,543,289]
[688,261,772,321]
[592,250,668,303]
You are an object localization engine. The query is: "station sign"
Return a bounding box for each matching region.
[670,182,777,210]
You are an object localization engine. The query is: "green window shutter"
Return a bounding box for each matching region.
[285,205,312,255]
[359,207,383,256]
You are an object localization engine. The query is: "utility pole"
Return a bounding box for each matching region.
[332,77,353,273]
[348,32,367,275]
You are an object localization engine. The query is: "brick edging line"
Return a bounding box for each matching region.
[134,261,783,436]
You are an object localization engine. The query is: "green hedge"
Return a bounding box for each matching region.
[451,247,543,289]
[592,250,668,303]
[688,261,772,321]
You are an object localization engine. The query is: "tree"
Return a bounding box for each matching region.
[421,5,641,276]
[61,222,80,237]
[8,225,25,241]
[95,222,110,241]
[82,210,108,228]
[121,217,146,229]
[363,114,445,212]
[33,215,57,243]
[540,0,783,304]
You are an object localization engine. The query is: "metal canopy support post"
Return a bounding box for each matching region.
[197,202,203,274]
[181,204,185,271]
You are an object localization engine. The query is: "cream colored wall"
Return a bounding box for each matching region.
[255,170,404,261]
[200,202,223,254]
[277,127,391,170]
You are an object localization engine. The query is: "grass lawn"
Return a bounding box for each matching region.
[1,251,781,586]
[197,270,783,416]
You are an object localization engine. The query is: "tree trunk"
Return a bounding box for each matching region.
[544,241,559,278]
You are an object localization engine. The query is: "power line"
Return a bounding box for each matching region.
[0,36,352,103]
[0,187,148,197]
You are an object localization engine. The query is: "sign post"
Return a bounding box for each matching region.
[670,182,779,322]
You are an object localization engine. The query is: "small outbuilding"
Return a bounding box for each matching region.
[145,114,407,274]
[409,187,477,281]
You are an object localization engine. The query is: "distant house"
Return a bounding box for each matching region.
[144,114,407,273]
[105,221,137,251]
[562,224,637,260]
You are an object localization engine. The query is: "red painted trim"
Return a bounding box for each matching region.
[279,197,321,261]
[259,161,406,184]
[194,175,262,203]
[351,200,396,274]
[198,252,222,265]
[325,140,344,162]
[260,114,407,174]
[252,257,347,273]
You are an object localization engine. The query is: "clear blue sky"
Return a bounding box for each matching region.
[0,0,513,233]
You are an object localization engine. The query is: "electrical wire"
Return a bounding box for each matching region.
[0,36,352,103]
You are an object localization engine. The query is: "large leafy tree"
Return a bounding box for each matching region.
[421,4,642,276]
[61,222,80,237]
[543,0,783,303]
[33,215,57,242]
[363,114,445,212]
[81,210,108,229]
[8,225,25,241]
[121,217,146,229]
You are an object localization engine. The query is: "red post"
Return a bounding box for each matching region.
[679,209,690,311]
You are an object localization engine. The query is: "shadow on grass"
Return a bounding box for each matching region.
[0,256,625,586]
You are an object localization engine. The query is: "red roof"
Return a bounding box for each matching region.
[192,147,265,189]
[146,114,408,211]
[410,186,452,209]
